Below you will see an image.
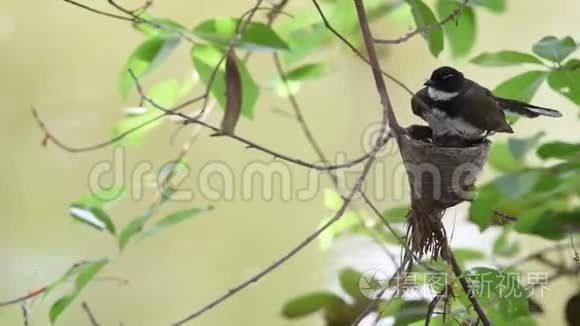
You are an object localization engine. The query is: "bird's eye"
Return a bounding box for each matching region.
[441,74,453,80]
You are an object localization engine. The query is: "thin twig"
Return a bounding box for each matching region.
[130,71,372,172]
[31,95,205,152]
[310,0,416,99]
[0,287,46,308]
[20,303,30,326]
[61,0,135,21]
[82,301,100,326]
[272,52,398,262]
[374,0,469,44]
[171,128,388,325]
[448,249,492,326]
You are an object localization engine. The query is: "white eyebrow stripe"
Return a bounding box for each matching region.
[441,74,453,79]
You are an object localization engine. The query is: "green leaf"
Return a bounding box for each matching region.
[515,206,579,240]
[467,267,529,319]
[495,171,541,198]
[49,259,108,323]
[470,50,544,66]
[323,189,343,210]
[118,35,180,98]
[270,63,325,97]
[381,206,409,223]
[547,59,580,105]
[191,44,259,119]
[338,268,364,300]
[507,132,545,160]
[493,227,520,257]
[118,191,174,250]
[488,142,526,172]
[453,248,485,263]
[469,183,503,230]
[393,300,430,326]
[532,36,577,63]
[74,186,126,209]
[493,71,548,103]
[282,24,329,65]
[406,0,444,57]
[436,0,476,57]
[474,0,506,13]
[141,207,211,238]
[193,18,288,51]
[281,292,345,319]
[318,211,359,250]
[113,80,181,146]
[537,141,580,160]
[70,205,116,235]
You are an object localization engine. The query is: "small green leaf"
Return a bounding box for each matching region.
[495,171,541,198]
[406,0,444,57]
[547,59,580,105]
[118,192,173,250]
[282,24,329,65]
[270,63,325,97]
[193,18,288,51]
[191,44,259,119]
[118,35,180,98]
[467,267,529,319]
[493,227,520,257]
[393,300,430,326]
[453,248,486,263]
[74,186,126,209]
[493,71,548,103]
[318,211,359,250]
[507,132,545,160]
[70,205,116,235]
[474,0,506,13]
[436,0,476,57]
[141,207,211,238]
[281,292,345,319]
[113,80,181,146]
[381,206,409,223]
[323,189,343,210]
[470,50,544,66]
[537,141,580,160]
[338,268,364,300]
[49,259,108,323]
[469,183,503,230]
[532,36,577,63]
[488,142,526,172]
[515,206,579,240]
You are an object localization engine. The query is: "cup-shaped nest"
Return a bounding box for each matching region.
[399,126,490,259]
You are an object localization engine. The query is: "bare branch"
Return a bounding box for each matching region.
[374,0,470,45]
[130,71,373,171]
[20,303,30,326]
[310,0,416,99]
[0,287,45,308]
[31,94,205,153]
[448,249,492,326]
[82,301,100,326]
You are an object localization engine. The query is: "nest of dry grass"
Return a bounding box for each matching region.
[399,125,490,260]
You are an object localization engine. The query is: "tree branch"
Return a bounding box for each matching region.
[448,249,492,326]
[374,0,469,45]
[82,301,100,326]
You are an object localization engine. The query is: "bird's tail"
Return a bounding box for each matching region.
[495,97,562,118]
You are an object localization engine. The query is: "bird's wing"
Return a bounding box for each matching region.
[411,87,429,121]
[459,83,514,133]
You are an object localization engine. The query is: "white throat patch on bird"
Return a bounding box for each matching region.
[427,87,459,101]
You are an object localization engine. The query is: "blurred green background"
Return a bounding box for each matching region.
[0,0,579,325]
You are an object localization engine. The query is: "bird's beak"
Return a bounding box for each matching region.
[423,80,434,87]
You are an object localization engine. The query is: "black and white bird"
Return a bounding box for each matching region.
[412,66,562,146]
